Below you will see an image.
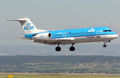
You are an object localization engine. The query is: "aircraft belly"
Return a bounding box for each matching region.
[33,35,114,45]
[73,35,113,43]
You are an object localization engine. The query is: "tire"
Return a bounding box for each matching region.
[55,47,61,51]
[70,47,75,51]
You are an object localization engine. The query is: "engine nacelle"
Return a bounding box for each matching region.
[33,33,51,40]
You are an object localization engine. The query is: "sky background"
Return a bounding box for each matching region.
[0,0,120,56]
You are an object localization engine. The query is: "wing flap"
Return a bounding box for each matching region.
[53,37,75,41]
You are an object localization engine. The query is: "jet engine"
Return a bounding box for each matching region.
[33,33,51,40]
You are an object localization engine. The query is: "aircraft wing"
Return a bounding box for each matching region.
[33,37,75,45]
[53,37,75,41]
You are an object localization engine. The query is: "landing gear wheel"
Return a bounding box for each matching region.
[70,43,75,51]
[103,44,107,48]
[55,46,61,51]
[70,46,75,51]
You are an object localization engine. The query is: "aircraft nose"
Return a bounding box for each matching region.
[103,34,119,39]
[112,34,119,39]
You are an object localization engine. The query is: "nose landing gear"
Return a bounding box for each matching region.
[103,40,111,48]
[103,43,107,48]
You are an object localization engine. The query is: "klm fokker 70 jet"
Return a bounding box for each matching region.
[10,18,119,51]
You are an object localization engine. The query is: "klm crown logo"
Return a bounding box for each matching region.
[24,23,34,30]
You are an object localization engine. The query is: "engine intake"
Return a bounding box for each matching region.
[33,33,51,40]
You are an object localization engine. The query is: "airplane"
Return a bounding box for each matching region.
[9,18,119,51]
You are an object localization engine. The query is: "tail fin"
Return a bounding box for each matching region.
[9,18,47,34]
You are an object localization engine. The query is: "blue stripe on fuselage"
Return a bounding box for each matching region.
[48,27,117,39]
[25,27,117,39]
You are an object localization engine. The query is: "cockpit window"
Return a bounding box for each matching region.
[103,30,112,32]
[108,30,112,32]
[103,30,107,32]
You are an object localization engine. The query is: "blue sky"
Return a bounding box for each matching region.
[0,0,120,56]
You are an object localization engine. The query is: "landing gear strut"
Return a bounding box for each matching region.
[103,40,111,48]
[103,41,109,48]
[70,44,75,51]
[55,43,61,51]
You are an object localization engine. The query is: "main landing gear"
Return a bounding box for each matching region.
[69,44,75,51]
[55,43,75,51]
[55,44,61,51]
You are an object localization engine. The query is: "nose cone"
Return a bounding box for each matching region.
[112,34,119,39]
[103,34,119,39]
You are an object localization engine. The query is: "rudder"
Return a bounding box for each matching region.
[17,18,39,34]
